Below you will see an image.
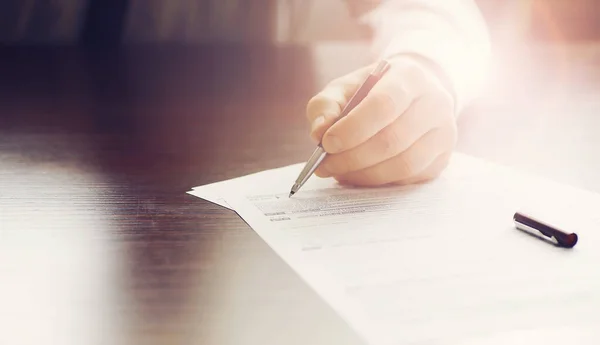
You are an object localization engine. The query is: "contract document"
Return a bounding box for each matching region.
[189,153,600,345]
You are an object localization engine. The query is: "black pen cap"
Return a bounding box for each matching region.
[513,212,578,248]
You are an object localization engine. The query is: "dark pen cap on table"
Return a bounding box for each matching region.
[513,212,578,248]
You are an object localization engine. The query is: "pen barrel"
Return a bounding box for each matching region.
[332,61,389,125]
[294,145,327,188]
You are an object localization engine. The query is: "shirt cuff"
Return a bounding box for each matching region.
[361,4,491,116]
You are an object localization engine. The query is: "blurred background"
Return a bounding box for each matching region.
[0,0,599,44]
[2,0,599,100]
[2,0,599,91]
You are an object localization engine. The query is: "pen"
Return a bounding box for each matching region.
[289,59,391,197]
[513,212,578,248]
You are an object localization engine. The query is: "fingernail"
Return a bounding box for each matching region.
[323,135,343,153]
[311,116,325,131]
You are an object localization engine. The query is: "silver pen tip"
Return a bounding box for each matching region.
[289,183,300,198]
[289,182,300,198]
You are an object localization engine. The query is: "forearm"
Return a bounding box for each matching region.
[358,0,491,114]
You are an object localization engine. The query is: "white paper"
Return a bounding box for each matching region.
[189,153,600,345]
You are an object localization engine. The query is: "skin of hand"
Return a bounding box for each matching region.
[306,55,457,187]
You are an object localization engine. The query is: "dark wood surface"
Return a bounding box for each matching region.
[2,42,600,345]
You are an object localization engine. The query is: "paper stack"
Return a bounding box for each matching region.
[189,153,600,345]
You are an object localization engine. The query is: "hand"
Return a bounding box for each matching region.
[306,55,457,187]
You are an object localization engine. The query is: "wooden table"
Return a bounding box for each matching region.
[2,42,600,345]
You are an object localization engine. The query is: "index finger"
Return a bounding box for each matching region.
[321,64,422,154]
[306,65,378,142]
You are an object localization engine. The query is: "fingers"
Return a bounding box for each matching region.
[320,62,427,154]
[306,65,375,143]
[315,93,453,177]
[306,56,457,187]
[398,151,452,185]
[332,124,457,187]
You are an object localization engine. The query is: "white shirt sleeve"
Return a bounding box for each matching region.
[358,0,492,115]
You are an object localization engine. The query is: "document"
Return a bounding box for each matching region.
[189,153,600,345]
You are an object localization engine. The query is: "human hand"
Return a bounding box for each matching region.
[306,55,458,186]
